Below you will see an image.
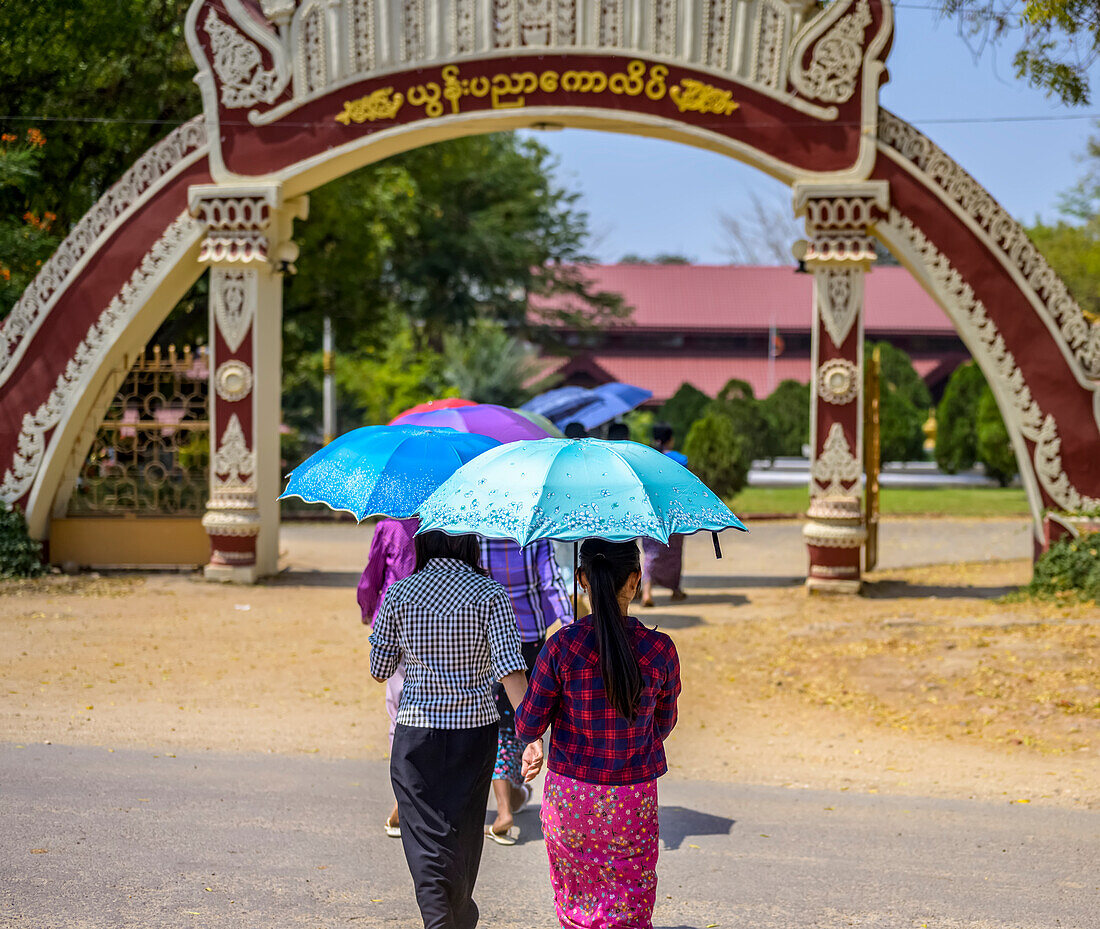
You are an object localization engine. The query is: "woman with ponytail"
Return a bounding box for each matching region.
[516,538,681,929]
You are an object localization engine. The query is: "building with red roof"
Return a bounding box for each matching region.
[533,264,969,403]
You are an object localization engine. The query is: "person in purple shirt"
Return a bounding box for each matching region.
[358,516,418,838]
[478,537,572,844]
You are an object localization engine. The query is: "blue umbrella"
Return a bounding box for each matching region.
[554,382,654,430]
[279,425,500,520]
[521,386,595,422]
[416,437,746,545]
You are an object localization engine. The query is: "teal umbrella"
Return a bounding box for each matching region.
[279,425,500,520]
[416,437,747,545]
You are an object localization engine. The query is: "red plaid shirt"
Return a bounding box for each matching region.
[515,614,680,786]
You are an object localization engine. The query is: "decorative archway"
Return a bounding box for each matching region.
[1,0,1097,586]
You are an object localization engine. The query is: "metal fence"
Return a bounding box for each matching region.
[67,345,209,516]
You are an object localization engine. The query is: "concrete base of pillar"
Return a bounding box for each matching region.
[203,562,259,583]
[805,576,862,595]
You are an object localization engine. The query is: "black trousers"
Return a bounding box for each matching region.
[390,722,497,929]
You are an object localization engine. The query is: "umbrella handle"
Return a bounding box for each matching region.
[573,541,578,620]
[712,532,722,559]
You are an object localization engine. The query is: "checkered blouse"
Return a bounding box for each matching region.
[369,558,527,729]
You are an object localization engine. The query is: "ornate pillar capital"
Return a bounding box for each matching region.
[188,183,308,269]
[793,180,888,268]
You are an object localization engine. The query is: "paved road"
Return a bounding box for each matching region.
[3,743,1094,929]
[280,517,1034,584]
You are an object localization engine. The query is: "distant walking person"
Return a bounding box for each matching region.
[516,539,680,929]
[357,516,417,837]
[640,423,688,606]
[479,538,572,844]
[369,531,542,929]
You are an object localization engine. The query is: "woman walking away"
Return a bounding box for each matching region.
[369,531,543,929]
[640,423,688,607]
[357,516,418,837]
[516,539,681,929]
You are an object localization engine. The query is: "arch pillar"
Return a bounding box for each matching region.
[795,182,889,593]
[189,184,308,582]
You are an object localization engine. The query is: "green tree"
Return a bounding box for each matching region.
[441,319,553,406]
[281,324,450,451]
[0,130,59,310]
[944,0,1100,105]
[935,361,988,473]
[659,384,712,449]
[758,379,810,457]
[682,410,751,499]
[0,503,44,578]
[0,0,197,239]
[713,378,775,463]
[868,341,932,462]
[976,386,1018,485]
[618,253,693,264]
[1027,129,1100,321]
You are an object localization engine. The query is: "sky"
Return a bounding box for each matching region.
[524,6,1100,265]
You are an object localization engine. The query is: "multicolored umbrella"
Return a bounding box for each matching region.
[388,397,475,423]
[511,408,566,438]
[390,403,554,443]
[521,386,596,422]
[561,382,654,430]
[279,425,499,520]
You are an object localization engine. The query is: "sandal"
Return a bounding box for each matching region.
[485,825,518,846]
[384,818,401,839]
[513,783,532,814]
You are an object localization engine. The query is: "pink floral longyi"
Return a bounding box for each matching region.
[540,770,659,929]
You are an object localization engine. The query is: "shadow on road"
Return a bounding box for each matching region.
[644,613,705,629]
[658,805,735,850]
[863,579,1016,600]
[269,570,362,588]
[686,574,802,589]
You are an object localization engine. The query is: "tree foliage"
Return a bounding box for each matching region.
[976,386,1018,484]
[758,379,810,457]
[1027,532,1100,601]
[0,0,197,233]
[659,384,712,449]
[713,378,776,463]
[935,361,988,473]
[0,131,60,310]
[944,0,1100,105]
[1027,130,1100,322]
[0,503,45,578]
[868,341,932,463]
[682,409,751,499]
[441,320,553,406]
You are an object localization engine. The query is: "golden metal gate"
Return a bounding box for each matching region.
[863,345,881,572]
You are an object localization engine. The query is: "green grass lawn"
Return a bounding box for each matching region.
[729,485,1031,518]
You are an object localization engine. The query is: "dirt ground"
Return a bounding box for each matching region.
[2,521,1097,810]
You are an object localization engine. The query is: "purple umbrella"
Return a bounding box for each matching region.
[390,403,553,443]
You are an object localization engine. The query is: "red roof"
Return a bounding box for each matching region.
[533,265,954,334]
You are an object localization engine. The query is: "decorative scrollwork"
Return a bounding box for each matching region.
[215,360,253,402]
[878,110,1100,380]
[203,8,282,108]
[211,269,255,355]
[883,209,1100,513]
[818,358,859,405]
[791,0,872,104]
[1,216,202,505]
[817,268,861,348]
[811,423,861,497]
[212,413,255,489]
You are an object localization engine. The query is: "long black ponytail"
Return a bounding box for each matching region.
[579,538,642,721]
